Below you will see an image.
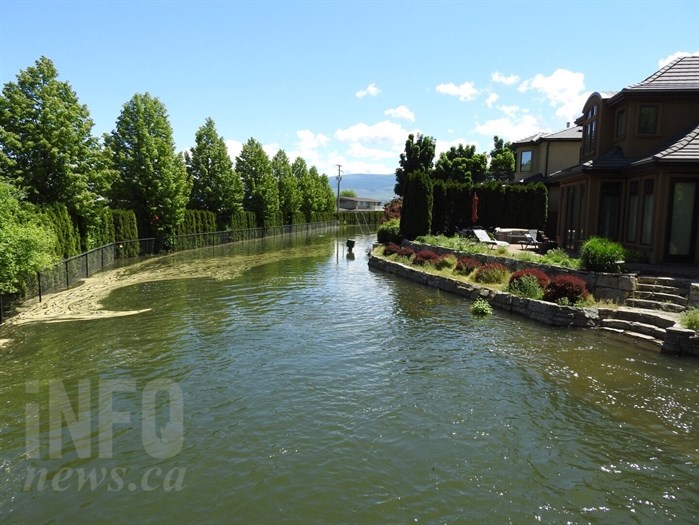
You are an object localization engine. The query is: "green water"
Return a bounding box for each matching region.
[1,231,698,524]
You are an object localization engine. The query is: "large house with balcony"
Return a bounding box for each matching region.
[512,126,582,237]
[551,56,699,264]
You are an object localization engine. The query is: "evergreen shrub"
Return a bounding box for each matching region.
[377,218,401,244]
[507,274,544,299]
[580,237,625,273]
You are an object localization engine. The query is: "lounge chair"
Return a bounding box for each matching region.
[472,228,510,249]
[519,233,541,251]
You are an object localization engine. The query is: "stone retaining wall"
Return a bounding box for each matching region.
[368,255,599,328]
[404,240,637,303]
[689,283,699,308]
[663,326,699,356]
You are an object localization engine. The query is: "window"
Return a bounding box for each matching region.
[615,108,626,138]
[598,183,621,240]
[520,150,532,172]
[641,180,654,244]
[626,181,638,242]
[582,105,598,155]
[638,105,658,134]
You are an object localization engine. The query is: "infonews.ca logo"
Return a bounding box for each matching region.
[23,378,186,492]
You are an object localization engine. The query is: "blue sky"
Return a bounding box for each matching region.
[1,0,698,176]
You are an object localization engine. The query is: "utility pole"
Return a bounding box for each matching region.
[335,164,343,213]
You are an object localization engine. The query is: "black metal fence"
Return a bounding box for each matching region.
[0,221,339,324]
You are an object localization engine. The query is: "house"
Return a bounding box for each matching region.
[338,196,383,212]
[551,56,699,264]
[512,125,583,237]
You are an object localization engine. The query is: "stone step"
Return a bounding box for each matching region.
[600,327,664,349]
[600,318,667,339]
[631,291,688,306]
[598,307,677,328]
[624,298,686,313]
[635,283,688,296]
[637,276,691,290]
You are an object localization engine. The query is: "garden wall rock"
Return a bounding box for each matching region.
[662,326,699,356]
[403,240,637,303]
[689,283,699,308]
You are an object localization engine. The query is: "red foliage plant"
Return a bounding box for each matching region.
[543,274,590,304]
[383,242,401,256]
[413,249,443,266]
[397,246,415,258]
[509,268,550,289]
[454,257,482,275]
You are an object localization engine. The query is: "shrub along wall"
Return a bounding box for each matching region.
[42,203,81,259]
[112,209,139,258]
[404,239,637,303]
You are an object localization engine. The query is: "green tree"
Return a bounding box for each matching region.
[0,181,56,294]
[434,144,487,184]
[107,92,192,241]
[185,117,243,227]
[272,149,301,224]
[394,133,436,196]
[488,135,515,181]
[400,169,433,240]
[317,171,337,212]
[340,189,357,198]
[0,56,113,246]
[236,138,279,227]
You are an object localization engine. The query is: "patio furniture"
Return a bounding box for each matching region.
[519,233,541,251]
[472,228,510,249]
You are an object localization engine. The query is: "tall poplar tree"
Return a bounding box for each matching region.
[185,117,243,227]
[272,149,301,224]
[0,56,113,244]
[107,92,191,240]
[235,138,279,227]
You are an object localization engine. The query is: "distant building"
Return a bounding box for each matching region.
[339,196,383,212]
[551,56,699,264]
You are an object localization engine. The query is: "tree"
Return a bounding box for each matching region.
[185,117,243,227]
[0,181,55,294]
[340,189,357,198]
[272,149,301,224]
[236,138,279,227]
[317,171,337,213]
[400,169,433,240]
[0,56,113,246]
[107,92,192,241]
[434,144,487,184]
[394,133,436,196]
[488,135,515,181]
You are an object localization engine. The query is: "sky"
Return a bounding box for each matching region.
[1,0,699,177]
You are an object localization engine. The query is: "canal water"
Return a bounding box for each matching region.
[0,230,697,524]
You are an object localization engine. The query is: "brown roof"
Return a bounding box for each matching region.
[512,126,582,146]
[610,56,699,104]
[650,123,699,163]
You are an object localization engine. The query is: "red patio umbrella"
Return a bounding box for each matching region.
[471,192,479,224]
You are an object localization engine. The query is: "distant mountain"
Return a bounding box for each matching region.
[337,173,396,204]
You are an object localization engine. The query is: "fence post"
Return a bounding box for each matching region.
[65,260,70,289]
[37,271,42,303]
[84,252,89,278]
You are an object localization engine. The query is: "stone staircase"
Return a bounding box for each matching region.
[624,276,690,313]
[598,307,679,349]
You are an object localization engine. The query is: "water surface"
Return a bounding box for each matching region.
[1,231,698,524]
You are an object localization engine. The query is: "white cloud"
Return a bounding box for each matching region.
[225,139,243,161]
[485,92,499,107]
[347,142,399,160]
[384,105,415,122]
[475,114,546,143]
[492,71,520,85]
[658,50,699,67]
[335,120,412,147]
[355,83,381,98]
[434,138,482,158]
[296,129,330,149]
[498,104,520,117]
[518,68,589,122]
[435,81,479,102]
